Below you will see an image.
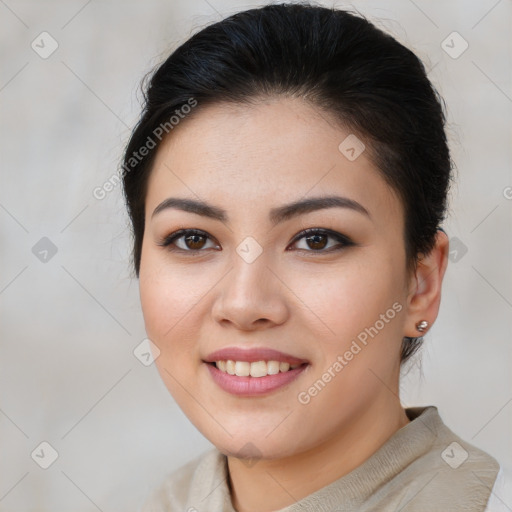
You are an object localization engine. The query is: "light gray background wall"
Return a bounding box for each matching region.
[1,0,511,510]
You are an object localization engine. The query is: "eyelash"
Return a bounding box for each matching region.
[157,227,354,256]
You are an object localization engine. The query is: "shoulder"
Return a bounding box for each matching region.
[484,465,512,512]
[139,448,224,512]
[390,406,501,510]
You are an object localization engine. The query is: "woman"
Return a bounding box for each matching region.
[121,3,506,511]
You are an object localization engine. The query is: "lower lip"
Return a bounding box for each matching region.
[204,362,309,396]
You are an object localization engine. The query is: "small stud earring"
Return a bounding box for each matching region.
[416,320,429,333]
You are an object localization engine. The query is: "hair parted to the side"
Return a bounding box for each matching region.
[120,2,454,367]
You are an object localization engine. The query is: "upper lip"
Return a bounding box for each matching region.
[203,347,309,365]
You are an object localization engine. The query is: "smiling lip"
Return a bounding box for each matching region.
[203,347,309,397]
[203,347,308,365]
[205,362,309,396]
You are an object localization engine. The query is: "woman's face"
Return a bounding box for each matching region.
[139,97,416,459]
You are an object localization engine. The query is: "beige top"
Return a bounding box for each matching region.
[141,405,500,511]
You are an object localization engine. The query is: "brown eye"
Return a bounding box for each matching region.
[290,228,354,254]
[183,233,207,250]
[158,229,219,253]
[303,233,328,250]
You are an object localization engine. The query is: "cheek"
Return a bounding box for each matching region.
[296,259,399,326]
[139,274,198,344]
[138,248,196,345]
[293,266,405,418]
[291,258,405,369]
[138,261,204,400]
[138,252,222,375]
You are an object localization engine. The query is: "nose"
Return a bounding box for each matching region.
[211,253,289,331]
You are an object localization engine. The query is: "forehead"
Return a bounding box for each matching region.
[145,97,402,226]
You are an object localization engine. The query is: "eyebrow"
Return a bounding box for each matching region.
[151,195,371,224]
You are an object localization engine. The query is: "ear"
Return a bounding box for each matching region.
[404,228,450,337]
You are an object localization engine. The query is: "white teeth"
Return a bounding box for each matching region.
[226,360,236,375]
[279,362,290,372]
[249,360,267,378]
[267,361,280,375]
[214,359,302,377]
[235,361,250,377]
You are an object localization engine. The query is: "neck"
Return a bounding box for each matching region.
[226,399,410,512]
